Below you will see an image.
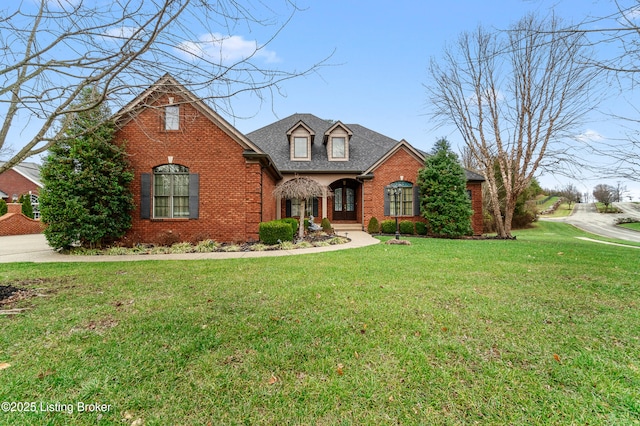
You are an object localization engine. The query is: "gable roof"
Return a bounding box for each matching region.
[0,161,43,188]
[113,74,266,155]
[247,113,402,173]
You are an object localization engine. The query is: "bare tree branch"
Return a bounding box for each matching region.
[427,14,602,238]
[0,0,331,173]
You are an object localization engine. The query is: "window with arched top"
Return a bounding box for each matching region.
[139,164,199,220]
[153,164,189,218]
[384,181,420,217]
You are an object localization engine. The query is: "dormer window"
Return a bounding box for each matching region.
[325,121,352,161]
[293,137,309,159]
[331,137,346,158]
[287,120,314,161]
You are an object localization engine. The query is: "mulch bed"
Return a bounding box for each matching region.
[0,284,35,306]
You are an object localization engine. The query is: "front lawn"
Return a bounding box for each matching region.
[1,221,639,425]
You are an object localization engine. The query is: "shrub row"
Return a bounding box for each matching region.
[369,217,427,235]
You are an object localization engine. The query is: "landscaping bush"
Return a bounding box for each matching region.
[0,199,7,216]
[18,194,34,219]
[260,220,294,245]
[399,220,415,235]
[415,221,427,235]
[321,217,332,233]
[278,218,299,235]
[367,217,380,234]
[380,219,396,234]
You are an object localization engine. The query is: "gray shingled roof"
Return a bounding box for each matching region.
[246,113,485,182]
[0,161,42,187]
[247,113,401,173]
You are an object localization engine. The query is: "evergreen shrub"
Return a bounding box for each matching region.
[380,220,396,234]
[399,220,415,234]
[260,220,294,245]
[415,221,428,235]
[367,217,380,234]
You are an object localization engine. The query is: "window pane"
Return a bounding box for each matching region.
[294,137,308,158]
[173,175,189,196]
[173,196,189,217]
[154,196,170,217]
[332,137,345,158]
[334,188,343,211]
[154,174,171,196]
[402,187,413,215]
[165,105,179,130]
[346,188,355,211]
[290,199,300,217]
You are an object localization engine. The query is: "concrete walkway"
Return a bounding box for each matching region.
[0,232,380,263]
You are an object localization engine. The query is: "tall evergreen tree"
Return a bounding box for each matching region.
[39,88,134,250]
[418,138,473,237]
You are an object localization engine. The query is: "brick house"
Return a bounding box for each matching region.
[0,161,42,218]
[114,75,484,244]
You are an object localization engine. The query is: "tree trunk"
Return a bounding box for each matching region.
[298,199,306,240]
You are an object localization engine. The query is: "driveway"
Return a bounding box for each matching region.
[543,202,640,243]
[0,231,380,263]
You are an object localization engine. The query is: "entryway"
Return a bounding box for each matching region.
[330,179,358,222]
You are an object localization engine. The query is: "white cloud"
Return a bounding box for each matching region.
[103,27,140,41]
[574,129,604,143]
[176,33,280,64]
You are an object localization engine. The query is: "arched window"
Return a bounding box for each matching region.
[153,164,190,218]
[384,181,417,216]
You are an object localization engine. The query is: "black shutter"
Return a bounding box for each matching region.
[313,198,319,217]
[413,185,421,217]
[285,199,291,217]
[383,187,390,216]
[189,174,199,219]
[140,173,151,219]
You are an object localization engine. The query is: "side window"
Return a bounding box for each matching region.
[165,105,180,130]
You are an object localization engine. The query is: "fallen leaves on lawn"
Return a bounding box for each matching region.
[553,353,561,363]
[268,375,278,385]
[0,362,10,370]
[337,363,344,376]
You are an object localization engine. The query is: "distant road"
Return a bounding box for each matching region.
[545,202,640,243]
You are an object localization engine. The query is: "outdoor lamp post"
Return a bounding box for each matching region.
[387,186,402,240]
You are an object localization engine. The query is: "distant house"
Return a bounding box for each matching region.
[0,161,42,219]
[113,75,484,244]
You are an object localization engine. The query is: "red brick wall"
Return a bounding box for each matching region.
[0,170,39,201]
[115,92,274,245]
[364,147,484,236]
[0,203,44,236]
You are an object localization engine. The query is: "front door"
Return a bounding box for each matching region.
[332,180,357,221]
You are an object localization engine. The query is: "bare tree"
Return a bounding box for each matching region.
[593,183,616,212]
[0,0,329,173]
[273,177,330,239]
[557,1,640,182]
[558,183,581,208]
[427,14,601,238]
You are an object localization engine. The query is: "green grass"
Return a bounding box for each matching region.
[542,201,574,218]
[620,222,640,232]
[1,221,639,425]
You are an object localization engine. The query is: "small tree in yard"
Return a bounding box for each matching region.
[418,138,473,237]
[39,88,134,250]
[593,183,615,212]
[18,194,34,219]
[273,177,330,240]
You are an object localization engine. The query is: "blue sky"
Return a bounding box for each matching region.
[7,0,639,199]
[222,0,639,200]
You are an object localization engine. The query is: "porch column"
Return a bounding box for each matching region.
[322,188,328,219]
[276,196,282,220]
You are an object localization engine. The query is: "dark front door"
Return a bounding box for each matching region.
[332,180,357,221]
